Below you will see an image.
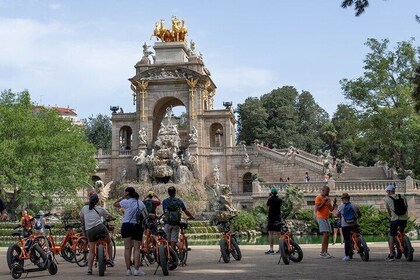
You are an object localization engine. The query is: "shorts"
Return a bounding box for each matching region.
[332,219,341,228]
[317,218,332,233]
[86,223,109,242]
[121,222,143,241]
[267,219,281,232]
[164,224,180,243]
[389,220,407,237]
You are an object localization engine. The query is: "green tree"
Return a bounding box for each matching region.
[236,97,268,145]
[0,89,97,215]
[85,114,112,150]
[412,65,420,112]
[340,38,420,175]
[341,0,369,16]
[322,122,337,156]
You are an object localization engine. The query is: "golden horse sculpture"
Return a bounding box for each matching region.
[152,16,188,42]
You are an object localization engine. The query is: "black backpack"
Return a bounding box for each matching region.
[165,198,181,225]
[389,194,407,216]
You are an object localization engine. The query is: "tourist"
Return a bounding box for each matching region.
[384,185,408,261]
[304,172,310,182]
[335,193,361,261]
[80,194,115,275]
[336,160,343,178]
[331,211,343,246]
[20,210,34,237]
[315,186,336,258]
[265,187,282,255]
[143,191,161,215]
[162,186,194,250]
[114,187,146,276]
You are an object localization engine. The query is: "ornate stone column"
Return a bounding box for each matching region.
[136,80,149,121]
[186,78,198,120]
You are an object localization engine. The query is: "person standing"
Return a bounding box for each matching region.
[20,210,33,237]
[114,187,146,276]
[315,186,336,258]
[384,185,408,261]
[143,191,161,215]
[265,187,282,255]
[304,172,310,182]
[336,193,361,261]
[162,186,194,250]
[80,194,115,275]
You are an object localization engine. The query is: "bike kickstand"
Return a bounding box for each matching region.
[277,256,282,265]
[153,264,160,275]
[218,255,222,263]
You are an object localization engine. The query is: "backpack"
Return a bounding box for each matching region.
[34,218,42,230]
[144,199,154,214]
[135,201,144,226]
[165,198,181,225]
[389,194,407,216]
[342,203,356,223]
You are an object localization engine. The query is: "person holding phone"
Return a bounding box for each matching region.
[314,186,336,259]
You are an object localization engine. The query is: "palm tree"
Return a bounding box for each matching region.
[323,123,337,156]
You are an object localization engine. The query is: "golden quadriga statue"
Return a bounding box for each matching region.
[152,16,188,42]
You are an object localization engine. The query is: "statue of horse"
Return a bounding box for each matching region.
[171,16,182,41]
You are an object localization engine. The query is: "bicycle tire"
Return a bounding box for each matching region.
[230,238,242,261]
[7,244,24,270]
[168,247,179,271]
[11,264,23,279]
[98,244,106,276]
[403,235,414,262]
[48,260,58,275]
[31,243,47,268]
[75,237,88,267]
[111,237,116,261]
[159,244,169,276]
[289,240,303,262]
[279,239,290,265]
[183,238,189,265]
[357,236,369,261]
[34,236,53,252]
[220,238,230,263]
[61,241,75,263]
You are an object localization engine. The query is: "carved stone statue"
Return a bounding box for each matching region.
[215,128,223,147]
[189,126,198,144]
[142,42,153,58]
[190,40,196,55]
[138,127,147,145]
[213,165,220,185]
[94,180,111,208]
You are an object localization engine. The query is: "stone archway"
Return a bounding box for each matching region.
[119,126,133,150]
[243,172,253,193]
[210,123,223,147]
[152,97,187,148]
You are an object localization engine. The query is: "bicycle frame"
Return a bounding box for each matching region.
[351,230,362,252]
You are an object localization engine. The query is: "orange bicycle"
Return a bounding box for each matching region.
[141,214,158,265]
[278,221,303,265]
[176,218,194,266]
[217,216,242,263]
[394,226,414,262]
[348,226,369,261]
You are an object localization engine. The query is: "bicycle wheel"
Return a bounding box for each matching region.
[183,239,189,266]
[98,244,106,276]
[75,237,88,267]
[289,240,303,262]
[168,247,179,271]
[357,236,369,261]
[230,238,242,261]
[279,239,290,265]
[30,243,47,268]
[159,244,169,276]
[61,241,75,263]
[219,238,230,263]
[11,264,24,279]
[7,244,24,270]
[48,260,58,275]
[403,236,414,262]
[111,237,116,261]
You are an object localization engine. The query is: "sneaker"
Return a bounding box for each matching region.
[106,259,114,267]
[87,270,92,275]
[275,250,280,254]
[320,253,332,259]
[325,252,334,258]
[385,255,395,262]
[265,250,275,255]
[126,269,133,276]
[133,269,146,276]
[342,256,350,261]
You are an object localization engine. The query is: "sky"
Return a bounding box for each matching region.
[0,0,419,120]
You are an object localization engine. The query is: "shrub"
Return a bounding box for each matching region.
[231,211,257,232]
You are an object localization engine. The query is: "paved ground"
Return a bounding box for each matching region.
[1,242,420,279]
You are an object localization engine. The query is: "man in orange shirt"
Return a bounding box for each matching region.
[315,186,336,258]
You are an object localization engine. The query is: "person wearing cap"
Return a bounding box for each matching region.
[80,194,115,275]
[315,185,336,259]
[114,187,146,276]
[265,187,282,255]
[33,210,47,232]
[143,191,161,215]
[20,210,34,237]
[335,193,361,261]
[384,185,408,261]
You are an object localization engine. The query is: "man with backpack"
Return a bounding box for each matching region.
[384,185,408,261]
[335,193,361,261]
[162,186,194,250]
[143,191,161,215]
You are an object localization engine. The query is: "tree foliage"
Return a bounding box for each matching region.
[340,38,420,176]
[341,0,369,16]
[85,114,112,150]
[0,89,97,215]
[237,87,329,153]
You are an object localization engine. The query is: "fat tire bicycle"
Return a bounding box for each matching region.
[176,218,194,266]
[348,225,369,261]
[217,216,242,263]
[277,221,303,265]
[393,225,414,262]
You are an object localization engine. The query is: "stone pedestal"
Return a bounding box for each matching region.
[154,42,189,63]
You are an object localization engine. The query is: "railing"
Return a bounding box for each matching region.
[119,150,132,156]
[414,179,420,190]
[335,180,406,193]
[259,181,326,194]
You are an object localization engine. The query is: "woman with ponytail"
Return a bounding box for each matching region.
[80,193,115,275]
[114,187,146,276]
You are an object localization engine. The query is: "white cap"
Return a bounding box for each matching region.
[386,185,396,192]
